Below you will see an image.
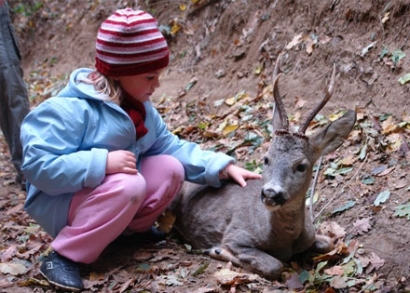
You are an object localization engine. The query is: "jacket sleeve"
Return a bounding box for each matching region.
[20,98,108,195]
[142,104,235,187]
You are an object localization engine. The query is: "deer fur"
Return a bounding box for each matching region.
[170,59,357,280]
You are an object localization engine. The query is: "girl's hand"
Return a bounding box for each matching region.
[106,150,138,174]
[221,164,262,187]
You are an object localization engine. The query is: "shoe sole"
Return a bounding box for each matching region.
[40,270,82,292]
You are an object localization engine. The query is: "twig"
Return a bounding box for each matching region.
[309,156,323,222]
[313,154,368,222]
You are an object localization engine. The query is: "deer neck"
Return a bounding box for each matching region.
[271,197,306,235]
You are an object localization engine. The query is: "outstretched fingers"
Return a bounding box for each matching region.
[225,164,262,187]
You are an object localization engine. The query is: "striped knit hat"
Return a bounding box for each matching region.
[95,8,169,77]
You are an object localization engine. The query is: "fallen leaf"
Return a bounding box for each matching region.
[0,245,17,262]
[365,252,385,273]
[324,265,344,276]
[329,275,348,289]
[371,164,387,175]
[0,262,28,276]
[398,73,410,85]
[339,155,355,166]
[373,190,390,206]
[361,41,377,57]
[393,179,407,189]
[213,268,259,285]
[352,218,372,235]
[393,203,410,220]
[222,124,239,136]
[157,209,176,233]
[285,33,303,50]
[285,272,303,290]
[331,201,356,215]
[382,12,390,23]
[119,278,134,293]
[318,221,346,239]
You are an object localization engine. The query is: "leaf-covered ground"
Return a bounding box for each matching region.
[2,0,410,292]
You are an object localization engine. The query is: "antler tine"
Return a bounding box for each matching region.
[272,53,289,131]
[299,63,336,134]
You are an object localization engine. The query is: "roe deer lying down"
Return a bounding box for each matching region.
[170,58,357,280]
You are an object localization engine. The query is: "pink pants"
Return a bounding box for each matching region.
[52,155,184,264]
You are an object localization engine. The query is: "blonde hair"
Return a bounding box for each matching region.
[80,71,123,104]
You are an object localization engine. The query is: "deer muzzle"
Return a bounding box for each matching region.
[261,185,287,209]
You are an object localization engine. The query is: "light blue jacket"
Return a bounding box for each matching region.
[21,68,234,237]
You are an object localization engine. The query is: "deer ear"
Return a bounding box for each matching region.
[310,110,356,159]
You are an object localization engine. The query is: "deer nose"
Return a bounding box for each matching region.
[261,187,286,206]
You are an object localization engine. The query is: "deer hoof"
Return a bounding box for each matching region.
[205,247,241,264]
[313,234,334,253]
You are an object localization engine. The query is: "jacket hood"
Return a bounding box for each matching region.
[57,68,105,100]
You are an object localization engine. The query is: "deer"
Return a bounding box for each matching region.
[169,56,357,280]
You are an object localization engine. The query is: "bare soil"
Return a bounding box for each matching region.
[2,0,410,292]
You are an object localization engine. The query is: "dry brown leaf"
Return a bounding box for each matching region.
[318,221,346,239]
[377,166,395,177]
[213,268,259,285]
[5,202,24,215]
[366,252,385,273]
[352,217,372,235]
[394,179,408,189]
[157,209,176,233]
[357,255,370,268]
[89,271,105,281]
[340,155,355,166]
[0,244,17,262]
[313,242,349,263]
[119,278,134,293]
[193,287,219,293]
[285,33,303,50]
[355,107,366,121]
[133,251,154,262]
[0,262,28,276]
[285,272,303,290]
[381,115,398,134]
[324,265,344,276]
[329,275,348,289]
[15,241,43,260]
[295,96,306,109]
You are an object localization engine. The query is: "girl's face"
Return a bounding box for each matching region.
[117,70,162,103]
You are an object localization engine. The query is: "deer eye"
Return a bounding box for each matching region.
[264,156,269,165]
[296,163,307,172]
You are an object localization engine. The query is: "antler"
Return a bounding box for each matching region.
[272,53,289,131]
[299,63,336,134]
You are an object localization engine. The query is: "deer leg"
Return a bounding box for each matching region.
[311,234,334,254]
[293,227,334,254]
[292,224,316,254]
[203,246,242,266]
[225,244,284,280]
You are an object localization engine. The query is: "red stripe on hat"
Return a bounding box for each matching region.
[95,53,169,76]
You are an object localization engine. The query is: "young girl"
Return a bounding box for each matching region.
[20,8,261,291]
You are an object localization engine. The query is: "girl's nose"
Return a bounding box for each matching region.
[154,77,160,88]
